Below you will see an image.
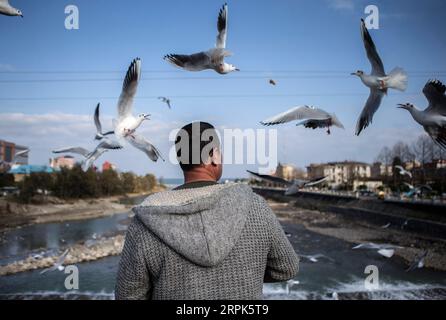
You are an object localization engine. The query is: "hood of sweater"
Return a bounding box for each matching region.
[133,183,254,267]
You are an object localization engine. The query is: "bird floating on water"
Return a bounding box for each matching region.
[398,79,446,150]
[164,3,239,74]
[352,19,408,136]
[0,0,22,17]
[261,106,345,135]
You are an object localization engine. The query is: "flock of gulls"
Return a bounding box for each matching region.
[2,2,446,171]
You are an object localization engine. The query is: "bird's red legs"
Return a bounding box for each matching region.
[379,80,386,90]
[124,128,136,139]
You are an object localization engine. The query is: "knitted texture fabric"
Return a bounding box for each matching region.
[115,183,299,300]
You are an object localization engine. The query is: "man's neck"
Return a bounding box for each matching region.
[183,168,217,184]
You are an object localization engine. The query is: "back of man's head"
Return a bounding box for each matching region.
[175,121,221,172]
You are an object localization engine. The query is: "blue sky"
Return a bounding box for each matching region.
[1,0,446,179]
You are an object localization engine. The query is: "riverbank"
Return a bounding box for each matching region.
[0,235,124,276]
[0,186,164,231]
[269,200,446,272]
[1,196,445,276]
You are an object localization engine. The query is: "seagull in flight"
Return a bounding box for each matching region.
[53,139,123,172]
[164,3,239,74]
[94,103,114,140]
[395,165,412,178]
[113,58,164,163]
[40,249,69,274]
[0,148,29,172]
[81,139,122,171]
[300,254,335,263]
[398,79,446,150]
[247,170,328,196]
[353,242,402,258]
[352,19,408,136]
[406,250,428,272]
[158,96,172,109]
[261,106,345,135]
[0,0,22,17]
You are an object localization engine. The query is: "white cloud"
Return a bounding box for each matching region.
[327,0,355,11]
[0,112,182,176]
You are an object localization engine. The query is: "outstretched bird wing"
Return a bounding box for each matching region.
[355,89,385,135]
[246,170,292,186]
[423,79,446,116]
[12,149,29,162]
[164,53,212,71]
[216,3,228,49]
[303,176,328,187]
[53,147,91,158]
[126,133,164,162]
[117,58,141,120]
[360,19,385,76]
[261,106,331,126]
[94,103,102,134]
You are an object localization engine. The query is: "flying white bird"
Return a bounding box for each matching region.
[53,147,91,158]
[261,106,345,135]
[158,96,172,109]
[353,242,402,250]
[40,249,69,274]
[352,19,408,136]
[81,139,123,171]
[94,103,114,140]
[285,279,300,295]
[0,0,22,17]
[395,165,412,178]
[300,254,335,263]
[406,250,428,272]
[377,249,395,258]
[247,170,328,196]
[164,3,239,74]
[353,242,402,258]
[53,138,123,172]
[398,79,446,150]
[0,148,29,172]
[113,58,164,163]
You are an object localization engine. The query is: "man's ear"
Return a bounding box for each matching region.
[210,147,221,166]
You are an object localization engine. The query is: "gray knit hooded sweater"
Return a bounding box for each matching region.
[115,183,299,300]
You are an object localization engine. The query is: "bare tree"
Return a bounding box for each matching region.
[392,141,414,164]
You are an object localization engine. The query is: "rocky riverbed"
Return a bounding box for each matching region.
[269,201,446,271]
[0,234,124,276]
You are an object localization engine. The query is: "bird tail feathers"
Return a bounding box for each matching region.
[386,67,408,91]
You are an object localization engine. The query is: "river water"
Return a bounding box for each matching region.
[0,197,445,300]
